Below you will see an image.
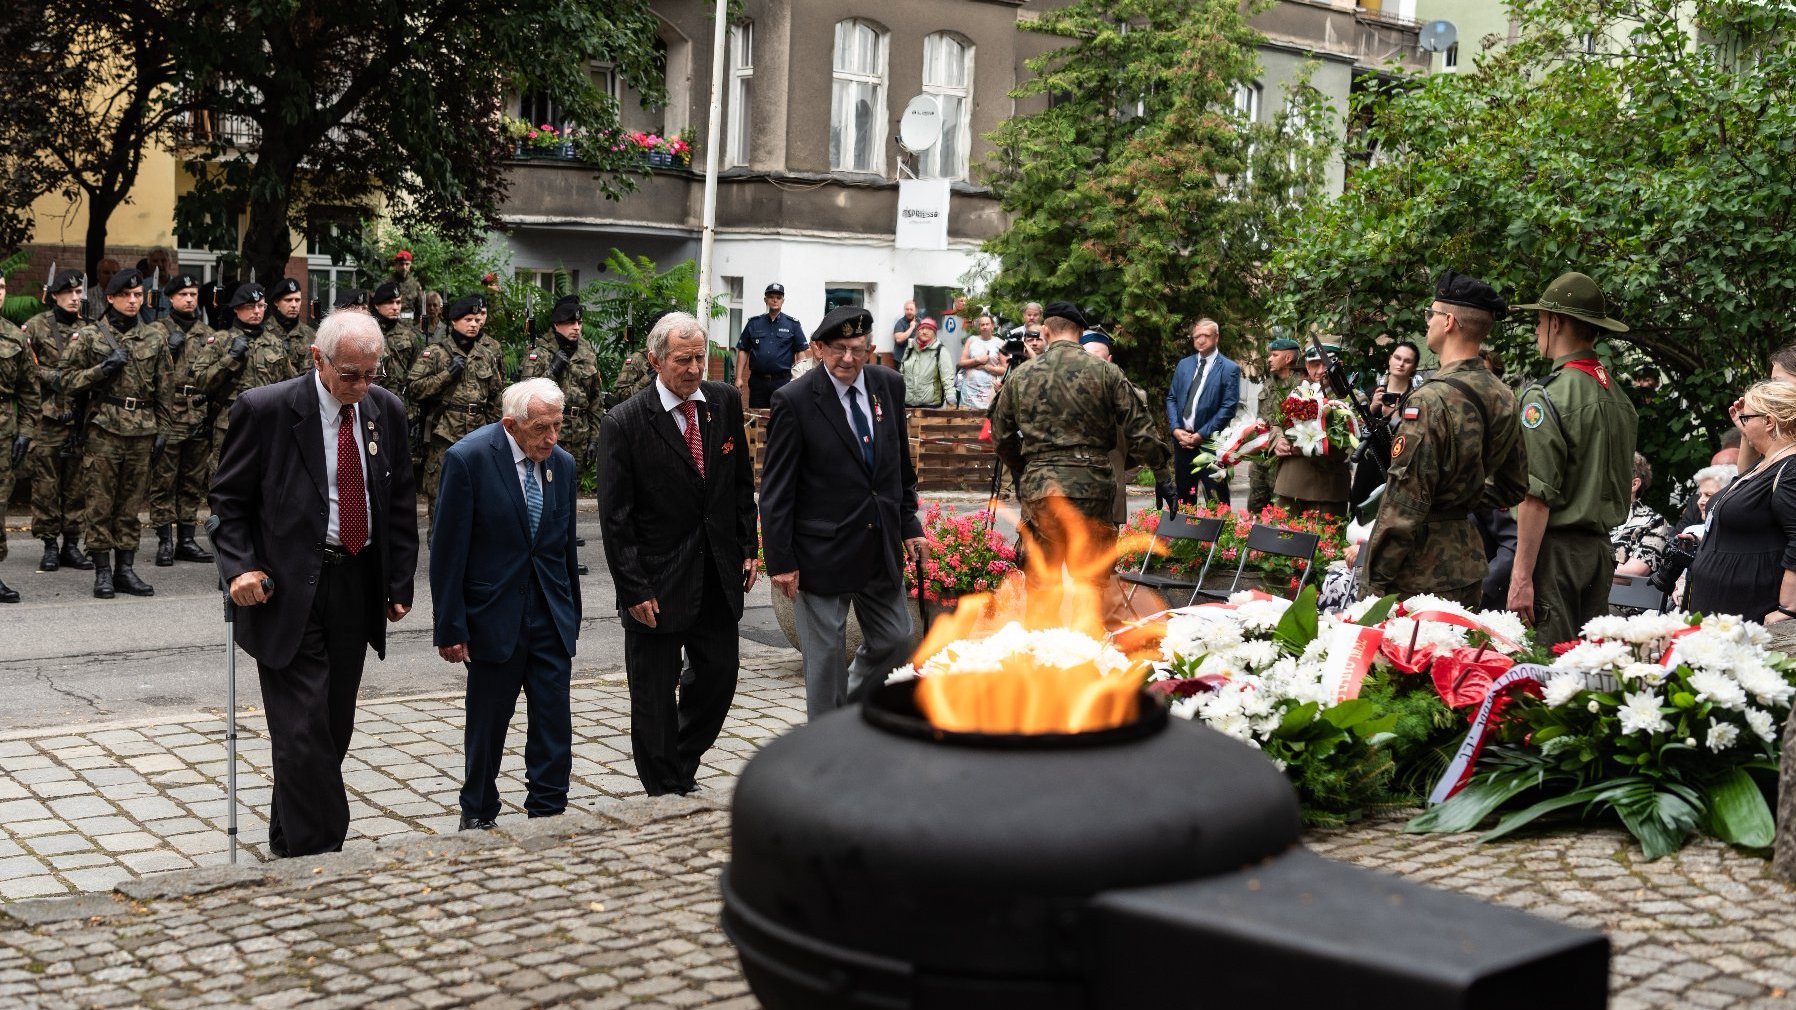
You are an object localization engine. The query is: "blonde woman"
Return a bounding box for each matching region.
[1686,380,1796,624]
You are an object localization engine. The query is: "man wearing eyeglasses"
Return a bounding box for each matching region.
[210,309,418,858]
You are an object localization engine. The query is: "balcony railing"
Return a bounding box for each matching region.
[172,110,261,151]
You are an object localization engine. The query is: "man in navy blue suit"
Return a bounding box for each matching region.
[1166,318,1241,506]
[430,377,582,829]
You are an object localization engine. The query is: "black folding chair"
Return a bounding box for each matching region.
[1225,523,1322,599]
[1608,573,1670,614]
[1120,510,1226,608]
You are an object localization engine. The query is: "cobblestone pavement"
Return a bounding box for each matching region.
[3,636,1796,1007]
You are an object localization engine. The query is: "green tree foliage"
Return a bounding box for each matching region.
[1268,0,1796,510]
[981,0,1337,383]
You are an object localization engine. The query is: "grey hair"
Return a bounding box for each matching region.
[1692,464,1738,490]
[1024,301,1042,314]
[647,311,705,359]
[503,377,565,421]
[312,308,383,361]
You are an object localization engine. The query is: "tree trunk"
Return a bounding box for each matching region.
[238,131,304,284]
[82,188,126,288]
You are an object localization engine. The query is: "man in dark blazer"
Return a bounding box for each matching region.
[597,312,757,795]
[762,306,926,719]
[209,310,418,858]
[1166,317,1242,505]
[431,377,582,829]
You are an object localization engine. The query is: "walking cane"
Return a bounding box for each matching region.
[203,516,268,865]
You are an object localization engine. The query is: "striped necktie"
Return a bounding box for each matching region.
[523,460,542,540]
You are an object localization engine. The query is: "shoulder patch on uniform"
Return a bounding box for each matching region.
[528,353,538,361]
[207,335,216,343]
[1401,405,1420,421]
[1522,403,1545,429]
[422,349,432,358]
[1390,434,1407,460]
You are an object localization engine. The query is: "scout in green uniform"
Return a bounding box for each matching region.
[990,302,1174,624]
[268,277,320,373]
[1249,332,1301,515]
[190,282,301,469]
[61,269,166,598]
[147,273,217,567]
[407,294,506,516]
[1508,271,1638,647]
[0,271,44,602]
[1364,272,1527,609]
[371,282,422,399]
[25,269,94,572]
[1271,345,1353,517]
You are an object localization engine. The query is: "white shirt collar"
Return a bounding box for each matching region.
[505,428,529,468]
[315,371,354,422]
[655,377,708,413]
[827,369,869,403]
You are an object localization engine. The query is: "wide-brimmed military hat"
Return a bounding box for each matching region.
[227,282,266,308]
[446,294,485,321]
[1514,271,1627,332]
[104,268,144,296]
[811,305,873,344]
[550,295,583,324]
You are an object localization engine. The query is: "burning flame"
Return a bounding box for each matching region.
[912,495,1174,734]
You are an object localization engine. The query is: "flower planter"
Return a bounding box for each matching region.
[648,151,673,168]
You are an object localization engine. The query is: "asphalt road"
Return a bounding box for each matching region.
[0,505,796,734]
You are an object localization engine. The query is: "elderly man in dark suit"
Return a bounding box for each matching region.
[762,306,926,718]
[209,308,418,857]
[431,377,582,829]
[597,312,757,795]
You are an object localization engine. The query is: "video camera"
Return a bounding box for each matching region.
[1000,334,1030,371]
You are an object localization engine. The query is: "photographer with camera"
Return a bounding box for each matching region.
[1678,381,1796,623]
[957,313,1007,411]
[1351,339,1423,511]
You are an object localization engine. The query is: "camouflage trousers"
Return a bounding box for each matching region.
[1247,461,1275,516]
[0,450,16,563]
[30,420,83,540]
[148,433,212,527]
[1019,494,1136,627]
[80,427,154,553]
[423,434,452,518]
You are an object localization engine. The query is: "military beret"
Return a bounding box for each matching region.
[1079,329,1113,349]
[228,282,265,308]
[163,273,200,297]
[270,277,302,299]
[446,294,485,321]
[47,269,85,294]
[550,296,583,324]
[1434,270,1507,320]
[1041,301,1087,330]
[764,282,784,296]
[103,268,143,297]
[917,317,938,332]
[393,250,412,262]
[334,287,369,309]
[372,282,402,305]
[1268,337,1300,351]
[811,305,873,344]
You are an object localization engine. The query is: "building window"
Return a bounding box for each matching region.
[824,285,869,313]
[1233,82,1262,122]
[726,24,753,167]
[723,276,744,342]
[830,19,888,174]
[516,267,578,293]
[305,217,358,313]
[519,91,564,131]
[1444,42,1459,70]
[919,33,973,180]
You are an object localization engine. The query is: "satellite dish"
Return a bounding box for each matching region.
[898,95,943,153]
[1418,20,1458,53]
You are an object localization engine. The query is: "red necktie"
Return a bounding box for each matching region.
[678,400,705,478]
[337,405,368,555]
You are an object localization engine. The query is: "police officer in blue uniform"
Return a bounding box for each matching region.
[733,282,806,408]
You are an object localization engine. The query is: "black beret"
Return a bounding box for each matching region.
[1041,301,1087,330]
[372,282,401,304]
[334,287,369,309]
[270,277,302,298]
[550,296,583,324]
[764,282,784,296]
[1434,270,1507,320]
[811,305,873,344]
[227,282,265,308]
[446,294,485,321]
[104,268,144,297]
[163,273,199,296]
[47,269,85,294]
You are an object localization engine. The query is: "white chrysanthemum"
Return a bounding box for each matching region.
[1161,613,1245,662]
[1170,696,1202,721]
[1746,708,1777,743]
[1583,612,1692,653]
[1699,613,1751,641]
[1706,722,1740,753]
[1475,610,1529,652]
[1234,600,1291,633]
[916,622,1133,679]
[1688,669,1749,712]
[1617,663,1667,688]
[1343,596,1384,623]
[1228,640,1283,672]
[1616,691,1671,736]
[1552,640,1634,674]
[1675,632,1752,676]
[888,664,919,683]
[1382,616,1473,654]
[1733,662,1796,709]
[1542,673,1585,708]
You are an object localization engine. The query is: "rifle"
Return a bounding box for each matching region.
[525,287,537,344]
[43,260,54,300]
[1308,330,1389,483]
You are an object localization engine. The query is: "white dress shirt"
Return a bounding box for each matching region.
[827,370,874,446]
[317,373,370,548]
[655,377,709,435]
[504,429,543,496]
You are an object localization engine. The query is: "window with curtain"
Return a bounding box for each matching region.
[830,19,888,174]
[918,33,973,180]
[726,23,753,167]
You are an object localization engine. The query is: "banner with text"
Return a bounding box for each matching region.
[896,179,951,250]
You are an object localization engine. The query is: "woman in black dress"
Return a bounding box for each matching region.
[1686,381,1796,623]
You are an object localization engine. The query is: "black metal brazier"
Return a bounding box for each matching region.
[723,680,1607,1009]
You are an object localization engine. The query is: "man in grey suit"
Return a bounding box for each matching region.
[761,306,926,718]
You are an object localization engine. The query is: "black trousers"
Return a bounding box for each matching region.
[624,560,739,795]
[746,371,791,409]
[256,552,370,858]
[460,577,573,820]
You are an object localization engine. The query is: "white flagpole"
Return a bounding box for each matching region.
[695,0,730,345]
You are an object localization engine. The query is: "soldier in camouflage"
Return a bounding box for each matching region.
[371,282,421,399]
[1363,272,1527,610]
[268,277,319,373]
[519,295,604,471]
[61,269,166,598]
[0,272,44,602]
[1249,333,1301,515]
[25,269,94,572]
[406,294,506,517]
[189,283,299,468]
[607,308,676,408]
[990,302,1174,623]
[390,251,424,309]
[145,273,218,567]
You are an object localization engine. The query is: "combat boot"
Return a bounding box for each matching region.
[112,550,155,597]
[38,537,59,572]
[0,578,18,604]
[61,533,94,570]
[91,552,115,599]
[154,525,175,567]
[174,523,214,563]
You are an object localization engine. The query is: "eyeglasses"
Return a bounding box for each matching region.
[819,343,872,360]
[323,352,386,384]
[1739,413,1766,422]
[1422,307,1454,324]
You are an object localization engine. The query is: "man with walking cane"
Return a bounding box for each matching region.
[209,309,418,858]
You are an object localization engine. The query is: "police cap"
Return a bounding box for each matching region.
[764,282,785,297]
[1079,329,1113,349]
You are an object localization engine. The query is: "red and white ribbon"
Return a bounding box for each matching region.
[1427,663,1554,805]
[1402,609,1523,652]
[1319,623,1384,703]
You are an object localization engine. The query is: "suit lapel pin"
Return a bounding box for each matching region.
[872,394,883,422]
[368,441,379,456]
[545,467,553,483]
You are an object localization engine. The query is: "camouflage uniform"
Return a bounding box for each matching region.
[24,309,88,550]
[407,332,505,514]
[148,312,216,538]
[609,350,654,407]
[991,340,1172,619]
[393,272,423,311]
[0,317,43,567]
[1363,357,1527,609]
[272,313,318,374]
[376,315,423,397]
[518,333,604,471]
[190,320,299,466]
[62,313,168,555]
[1248,367,1299,514]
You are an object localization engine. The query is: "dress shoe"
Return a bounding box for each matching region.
[91,553,115,599]
[577,563,589,575]
[0,579,18,604]
[575,536,586,547]
[61,534,94,570]
[154,525,175,566]
[458,816,497,831]
[174,523,215,562]
[38,538,58,572]
[112,550,156,597]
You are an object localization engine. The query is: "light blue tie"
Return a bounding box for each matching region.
[523,461,542,540]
